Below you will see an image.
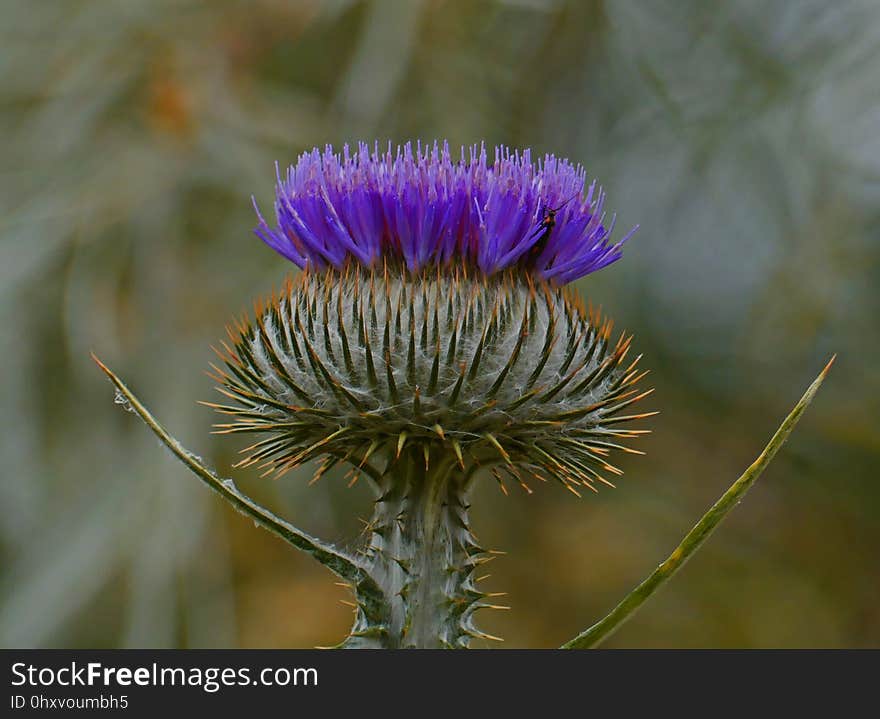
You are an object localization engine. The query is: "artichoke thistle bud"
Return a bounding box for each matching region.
[214,262,648,494]
[209,141,652,647]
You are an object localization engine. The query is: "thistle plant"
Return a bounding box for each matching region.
[95,141,833,649]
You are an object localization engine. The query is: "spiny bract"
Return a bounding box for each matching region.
[209,261,653,496]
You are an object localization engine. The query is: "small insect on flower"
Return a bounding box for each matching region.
[525,192,581,265]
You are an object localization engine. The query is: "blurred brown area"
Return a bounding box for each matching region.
[1,0,877,649]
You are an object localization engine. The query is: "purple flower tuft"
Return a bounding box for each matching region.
[254,141,635,284]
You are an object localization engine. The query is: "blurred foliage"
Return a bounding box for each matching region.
[1,0,877,648]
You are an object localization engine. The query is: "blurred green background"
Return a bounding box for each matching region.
[1,0,877,649]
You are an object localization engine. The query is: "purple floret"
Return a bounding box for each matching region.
[253,141,635,284]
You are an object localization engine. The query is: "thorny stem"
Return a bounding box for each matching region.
[561,356,836,649]
[344,449,493,648]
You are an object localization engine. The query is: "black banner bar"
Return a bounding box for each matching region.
[3,649,875,715]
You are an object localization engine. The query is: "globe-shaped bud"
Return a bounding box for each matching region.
[210,261,651,495]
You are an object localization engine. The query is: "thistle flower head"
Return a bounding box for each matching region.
[253,141,634,285]
[205,141,651,647]
[211,141,652,498]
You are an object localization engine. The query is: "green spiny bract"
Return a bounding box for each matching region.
[208,261,653,647]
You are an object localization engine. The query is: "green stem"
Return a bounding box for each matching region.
[561,356,835,649]
[345,448,491,648]
[92,354,371,585]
